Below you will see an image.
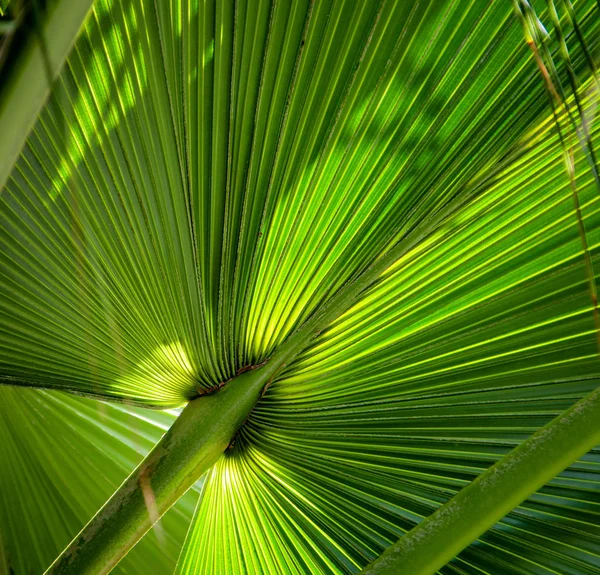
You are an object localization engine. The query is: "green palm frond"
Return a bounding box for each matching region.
[180,442,600,574]
[0,0,95,190]
[0,0,599,573]
[0,387,199,574]
[177,58,600,572]
[4,0,596,406]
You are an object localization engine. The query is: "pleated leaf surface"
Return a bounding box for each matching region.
[0,387,199,574]
[0,0,599,574]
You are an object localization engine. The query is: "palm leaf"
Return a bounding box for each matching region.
[0,0,95,191]
[0,0,599,573]
[3,0,595,405]
[0,386,199,574]
[177,44,600,571]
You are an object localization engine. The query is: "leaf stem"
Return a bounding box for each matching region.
[45,368,270,575]
[0,0,93,193]
[360,384,600,575]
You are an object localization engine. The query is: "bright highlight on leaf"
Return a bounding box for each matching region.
[0,0,599,573]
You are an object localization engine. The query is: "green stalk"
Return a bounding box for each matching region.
[45,368,269,575]
[0,0,93,193]
[360,384,600,575]
[43,279,347,573]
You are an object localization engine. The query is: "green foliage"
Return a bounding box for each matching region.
[0,387,198,574]
[0,0,95,192]
[0,0,599,573]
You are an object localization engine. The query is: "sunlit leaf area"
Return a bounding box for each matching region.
[0,0,599,573]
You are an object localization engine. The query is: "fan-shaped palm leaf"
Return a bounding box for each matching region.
[0,0,599,573]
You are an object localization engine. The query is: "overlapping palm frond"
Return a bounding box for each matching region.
[0,0,599,573]
[0,387,199,574]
